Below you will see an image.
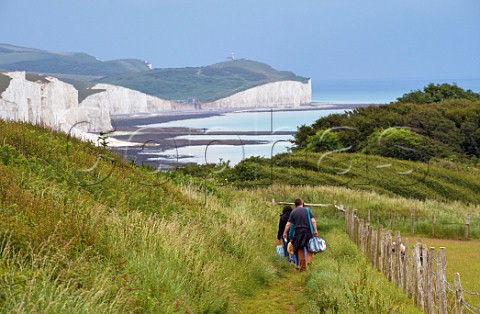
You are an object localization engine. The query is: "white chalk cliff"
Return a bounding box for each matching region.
[202,80,312,109]
[0,71,112,134]
[84,83,175,115]
[0,72,176,135]
[1,71,312,143]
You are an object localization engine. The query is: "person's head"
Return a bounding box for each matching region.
[282,205,293,215]
[294,198,303,207]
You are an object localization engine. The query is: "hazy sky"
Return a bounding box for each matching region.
[1,0,479,83]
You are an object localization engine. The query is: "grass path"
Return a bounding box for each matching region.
[239,262,309,314]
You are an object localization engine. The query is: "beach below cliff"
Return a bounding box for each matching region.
[107,103,374,167]
[110,102,372,132]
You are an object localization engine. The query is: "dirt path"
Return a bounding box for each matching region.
[239,266,307,314]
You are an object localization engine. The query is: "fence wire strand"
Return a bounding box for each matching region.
[464,289,480,296]
[444,278,480,314]
[464,302,480,314]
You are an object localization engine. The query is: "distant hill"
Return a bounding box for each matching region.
[0,43,150,77]
[96,59,310,102]
[0,43,310,103]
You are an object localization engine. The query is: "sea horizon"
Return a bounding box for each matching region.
[312,77,480,104]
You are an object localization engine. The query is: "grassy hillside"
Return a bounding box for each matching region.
[186,150,480,239]
[96,59,310,102]
[1,43,309,104]
[223,152,480,203]
[0,120,430,313]
[0,43,150,76]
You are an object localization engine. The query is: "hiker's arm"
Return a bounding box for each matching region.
[283,222,291,239]
[277,220,283,240]
[311,218,318,236]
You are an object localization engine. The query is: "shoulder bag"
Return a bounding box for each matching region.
[306,208,326,253]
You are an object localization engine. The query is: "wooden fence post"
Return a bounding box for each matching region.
[341,206,464,314]
[350,209,355,240]
[403,239,410,296]
[381,231,387,276]
[425,247,435,314]
[360,218,364,249]
[363,221,369,255]
[409,241,416,299]
[376,225,382,272]
[454,272,464,314]
[414,242,425,309]
[436,247,448,314]
[354,216,359,245]
[412,243,418,305]
[380,230,386,275]
[350,209,354,240]
[395,232,402,288]
[345,208,349,236]
[366,224,373,265]
[411,208,415,236]
[359,219,364,252]
[386,233,393,281]
[370,226,376,267]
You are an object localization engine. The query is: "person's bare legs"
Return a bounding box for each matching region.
[306,251,313,265]
[297,248,306,271]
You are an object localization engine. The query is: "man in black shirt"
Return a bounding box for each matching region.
[283,198,318,272]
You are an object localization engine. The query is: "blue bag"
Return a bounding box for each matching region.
[276,244,285,258]
[306,208,326,253]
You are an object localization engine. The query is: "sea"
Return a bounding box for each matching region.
[136,109,345,167]
[134,78,480,167]
[312,78,480,104]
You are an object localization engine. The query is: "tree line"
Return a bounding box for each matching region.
[294,83,480,162]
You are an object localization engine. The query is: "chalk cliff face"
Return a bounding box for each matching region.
[0,71,43,125]
[0,72,176,134]
[85,83,174,114]
[1,71,312,143]
[0,71,112,133]
[202,80,312,109]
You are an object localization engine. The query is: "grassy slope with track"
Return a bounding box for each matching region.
[0,120,436,313]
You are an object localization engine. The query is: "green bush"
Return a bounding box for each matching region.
[294,96,480,160]
[365,128,431,161]
[397,83,480,104]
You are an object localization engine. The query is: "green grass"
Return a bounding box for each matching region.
[0,121,277,312]
[240,228,422,314]
[0,120,478,312]
[239,265,308,313]
[0,72,11,95]
[215,152,480,239]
